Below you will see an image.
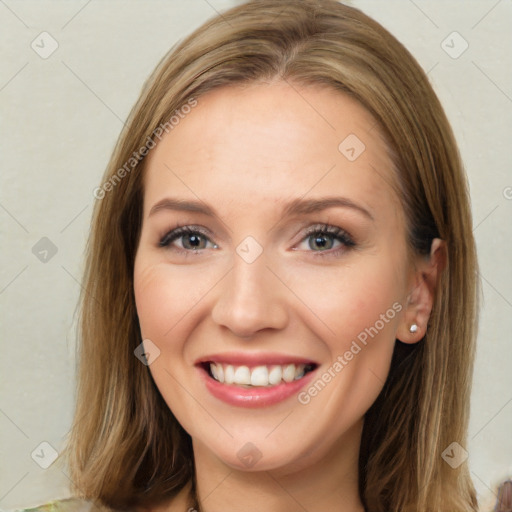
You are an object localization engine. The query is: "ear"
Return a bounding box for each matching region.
[396,238,446,344]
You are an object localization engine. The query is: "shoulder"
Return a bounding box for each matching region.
[7,498,96,512]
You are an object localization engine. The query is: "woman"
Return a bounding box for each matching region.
[29,0,482,511]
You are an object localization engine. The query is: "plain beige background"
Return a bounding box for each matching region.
[1,1,511,510]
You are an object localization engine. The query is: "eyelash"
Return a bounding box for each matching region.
[299,223,356,257]
[158,223,356,258]
[159,225,216,252]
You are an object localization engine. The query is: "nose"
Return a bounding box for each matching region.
[211,253,289,338]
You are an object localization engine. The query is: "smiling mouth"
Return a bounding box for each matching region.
[200,362,317,388]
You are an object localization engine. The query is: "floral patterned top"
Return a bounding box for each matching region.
[9,499,95,512]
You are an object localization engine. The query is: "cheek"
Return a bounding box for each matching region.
[133,259,207,430]
[134,259,209,340]
[133,264,171,339]
[284,256,405,350]
[286,264,402,432]
[133,256,230,390]
[280,254,405,416]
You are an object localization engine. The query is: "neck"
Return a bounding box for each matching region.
[192,421,365,512]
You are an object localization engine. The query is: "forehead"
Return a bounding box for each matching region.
[142,82,401,220]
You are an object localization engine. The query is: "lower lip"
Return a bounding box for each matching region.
[199,366,316,408]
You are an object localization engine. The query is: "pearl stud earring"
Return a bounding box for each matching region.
[409,324,418,334]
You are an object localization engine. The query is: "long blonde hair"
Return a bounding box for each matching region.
[66,1,479,510]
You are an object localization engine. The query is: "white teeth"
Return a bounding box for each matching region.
[268,365,282,385]
[211,363,219,381]
[224,364,235,384]
[216,363,224,383]
[250,366,268,386]
[282,364,296,383]
[234,366,251,385]
[208,362,309,387]
[210,363,224,383]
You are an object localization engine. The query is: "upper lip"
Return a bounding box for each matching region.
[195,352,318,367]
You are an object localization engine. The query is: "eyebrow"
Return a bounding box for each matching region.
[282,197,374,221]
[149,196,374,221]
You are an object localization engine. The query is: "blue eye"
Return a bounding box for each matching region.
[158,223,355,257]
[159,226,217,251]
[299,224,355,256]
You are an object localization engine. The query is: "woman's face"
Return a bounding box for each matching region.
[134,82,420,473]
